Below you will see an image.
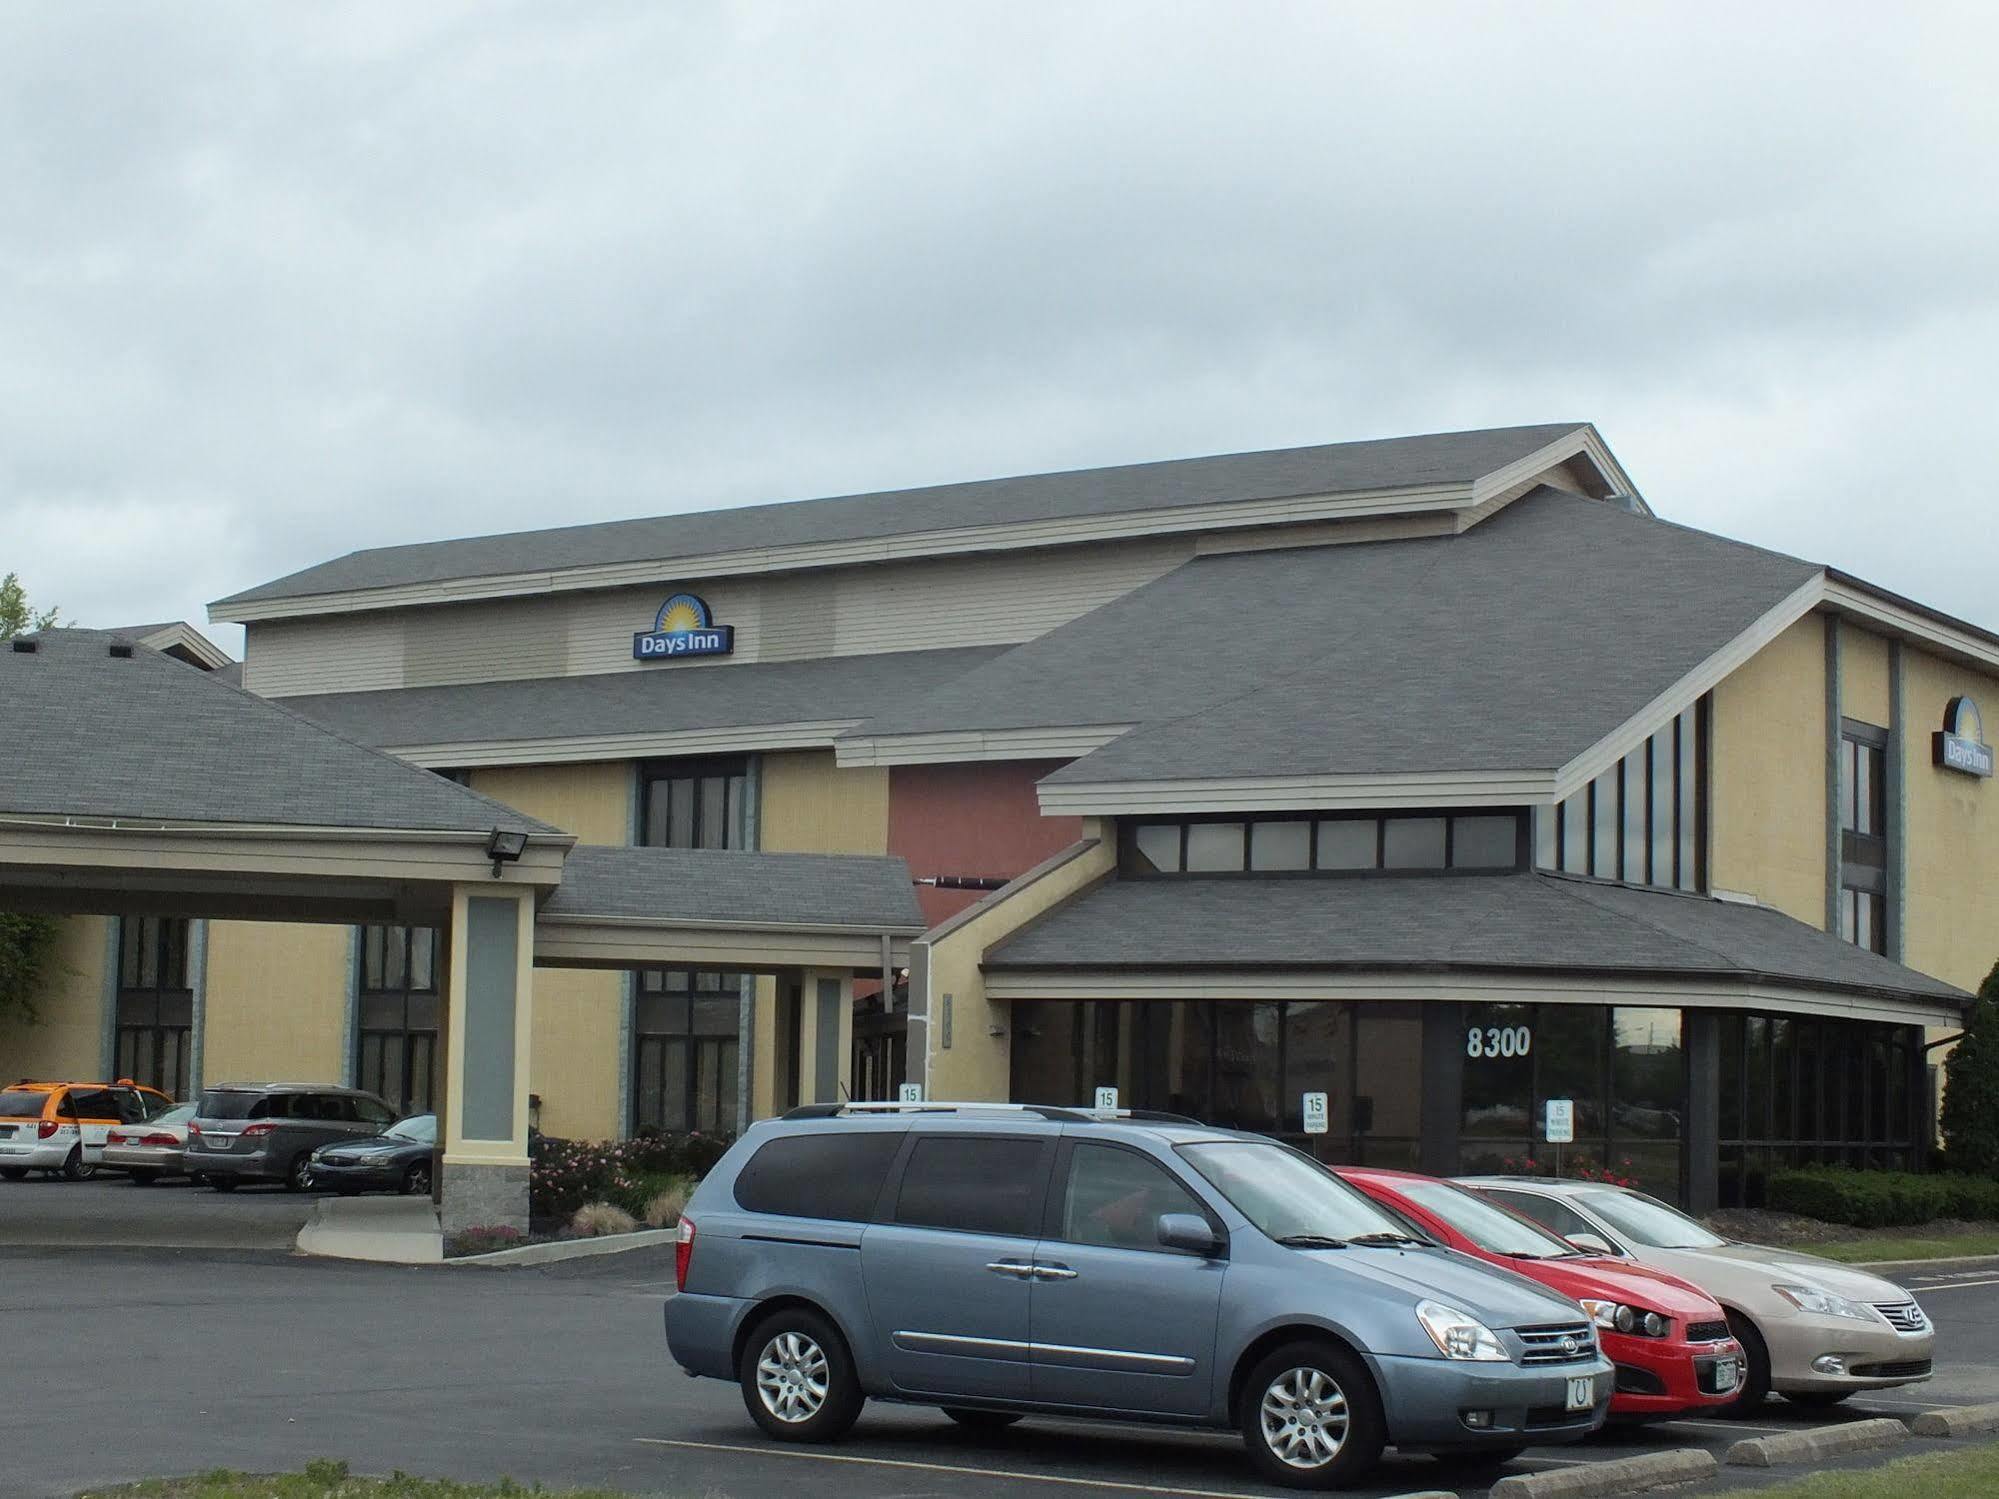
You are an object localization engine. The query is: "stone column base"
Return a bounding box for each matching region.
[441,1161,530,1237]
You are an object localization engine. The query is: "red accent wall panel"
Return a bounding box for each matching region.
[888,761,1085,927]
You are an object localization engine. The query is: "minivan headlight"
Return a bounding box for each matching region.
[1416,1300,1509,1362]
[1773,1285,1877,1322]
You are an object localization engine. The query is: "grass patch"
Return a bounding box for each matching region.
[76,1458,633,1499]
[1812,1231,1999,1263]
[1734,1443,1999,1498]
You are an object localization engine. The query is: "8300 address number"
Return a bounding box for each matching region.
[1466,1025,1532,1059]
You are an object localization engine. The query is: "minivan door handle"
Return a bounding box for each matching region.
[985,1260,1034,1279]
[1030,1263,1078,1281]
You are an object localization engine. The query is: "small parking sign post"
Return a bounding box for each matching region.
[1302,1091,1329,1135]
[1545,1098,1574,1176]
[1094,1086,1119,1113]
[897,1082,923,1104]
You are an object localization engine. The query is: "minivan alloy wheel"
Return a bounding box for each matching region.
[755,1331,830,1423]
[1260,1366,1350,1469]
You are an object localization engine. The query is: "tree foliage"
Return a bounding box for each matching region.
[1941,961,1999,1176]
[0,573,60,1026]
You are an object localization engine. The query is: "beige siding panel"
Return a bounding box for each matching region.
[201,921,349,1084]
[0,917,110,1082]
[760,751,889,854]
[246,541,1191,697]
[528,968,624,1141]
[469,763,632,845]
[1903,648,1999,994]
[1841,624,1892,728]
[245,615,407,697]
[924,825,1117,1102]
[1709,617,1827,926]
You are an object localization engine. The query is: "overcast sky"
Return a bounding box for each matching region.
[3,2,1994,656]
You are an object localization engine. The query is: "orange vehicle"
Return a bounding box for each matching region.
[0,1080,177,1181]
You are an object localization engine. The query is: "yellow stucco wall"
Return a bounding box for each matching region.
[1709,617,1828,926]
[759,750,888,854]
[0,917,110,1082]
[925,823,1117,1101]
[201,921,350,1083]
[1841,624,1892,728]
[470,762,631,1140]
[1902,648,1999,995]
[471,762,632,845]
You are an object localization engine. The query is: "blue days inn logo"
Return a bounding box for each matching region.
[632,592,734,662]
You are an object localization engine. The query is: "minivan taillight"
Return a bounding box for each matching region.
[36,1120,58,1140]
[675,1217,696,1292]
[242,1122,277,1138]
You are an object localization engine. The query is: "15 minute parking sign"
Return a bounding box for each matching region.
[1302,1092,1330,1135]
[1545,1098,1575,1144]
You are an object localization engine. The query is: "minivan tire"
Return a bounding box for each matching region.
[60,1147,94,1182]
[737,1307,863,1443]
[1239,1340,1386,1491]
[0,1167,27,1181]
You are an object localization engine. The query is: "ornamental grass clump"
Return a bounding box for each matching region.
[643,1183,690,1229]
[568,1201,638,1237]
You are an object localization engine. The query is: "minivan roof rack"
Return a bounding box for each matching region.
[778,1101,1204,1127]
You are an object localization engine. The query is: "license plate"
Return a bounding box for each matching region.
[1715,1360,1739,1392]
[1566,1375,1595,1412]
[207,1137,231,1150]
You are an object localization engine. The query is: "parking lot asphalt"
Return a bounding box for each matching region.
[4,1215,1999,1499]
[0,1172,318,1251]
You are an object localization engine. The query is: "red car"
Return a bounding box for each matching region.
[1338,1167,1744,1420]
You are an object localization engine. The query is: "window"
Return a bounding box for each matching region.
[65,1089,118,1121]
[115,917,193,1098]
[1122,813,1523,877]
[894,1136,1047,1236]
[734,1132,902,1221]
[640,757,747,850]
[1546,702,1705,891]
[353,1096,396,1127]
[356,926,439,1117]
[1479,1188,1603,1247]
[1059,1144,1210,1250]
[633,977,741,1134]
[1839,723,1890,954]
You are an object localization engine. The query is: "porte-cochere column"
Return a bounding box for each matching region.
[439,885,536,1235]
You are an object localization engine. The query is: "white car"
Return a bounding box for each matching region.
[1463,1177,1934,1411]
[99,1102,200,1184]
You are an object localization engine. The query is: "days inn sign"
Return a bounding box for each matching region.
[1935,696,1994,779]
[633,592,735,662]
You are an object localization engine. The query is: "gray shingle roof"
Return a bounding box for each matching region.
[282,647,1006,750]
[543,845,924,931]
[854,487,1819,781]
[984,870,1967,1007]
[215,424,1587,607]
[2,630,549,835]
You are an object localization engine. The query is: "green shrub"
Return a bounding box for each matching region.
[1765,1166,1999,1228]
[1942,961,1999,1176]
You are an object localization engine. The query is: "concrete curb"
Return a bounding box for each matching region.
[447,1227,676,1267]
[296,1196,442,1264]
[1382,1491,1455,1498]
[1724,1416,1910,1467]
[1850,1252,1999,1273]
[1910,1400,1999,1438]
[1488,1449,1716,1498]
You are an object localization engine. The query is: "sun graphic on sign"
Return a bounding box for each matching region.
[655,593,711,633]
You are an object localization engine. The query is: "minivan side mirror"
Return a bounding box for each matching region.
[1157,1213,1223,1257]
[1566,1232,1618,1257]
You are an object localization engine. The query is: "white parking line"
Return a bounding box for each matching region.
[632,1437,1275,1498]
[1900,1278,1999,1292]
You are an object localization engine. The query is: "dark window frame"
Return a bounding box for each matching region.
[631,972,742,1135]
[355,925,440,1117]
[1118,809,1529,879]
[114,917,193,1099]
[638,755,749,852]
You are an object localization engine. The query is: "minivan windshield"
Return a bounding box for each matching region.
[1579,1189,1727,1249]
[1399,1179,1578,1259]
[1180,1142,1423,1246]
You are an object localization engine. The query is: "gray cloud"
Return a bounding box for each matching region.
[3,1,1995,657]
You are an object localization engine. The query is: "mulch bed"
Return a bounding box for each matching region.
[1704,1206,1999,1247]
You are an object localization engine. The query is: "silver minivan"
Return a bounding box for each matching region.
[184,1083,396,1192]
[664,1104,1612,1490]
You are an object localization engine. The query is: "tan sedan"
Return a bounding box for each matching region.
[1464,1177,1932,1411]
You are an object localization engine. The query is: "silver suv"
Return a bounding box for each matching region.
[184,1083,396,1192]
[664,1104,1612,1490]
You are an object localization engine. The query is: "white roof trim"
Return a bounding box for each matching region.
[1822,577,1999,675]
[385,720,861,770]
[122,622,233,671]
[1036,767,1556,816]
[1467,424,1644,514]
[836,724,1132,769]
[212,482,1485,624]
